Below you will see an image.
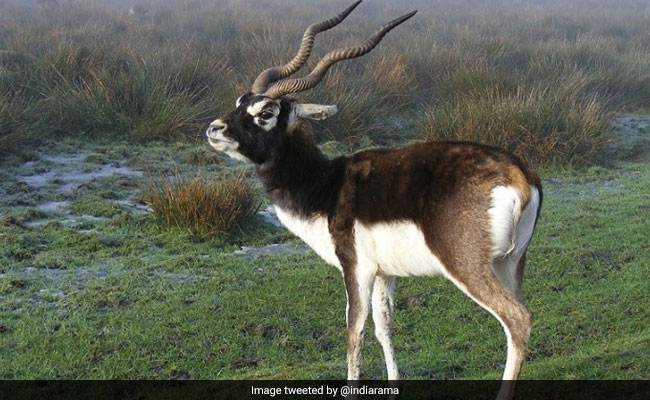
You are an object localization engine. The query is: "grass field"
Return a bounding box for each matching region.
[1,115,649,379]
[1,0,650,382]
[2,0,650,163]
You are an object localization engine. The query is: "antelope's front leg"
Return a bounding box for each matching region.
[343,266,375,380]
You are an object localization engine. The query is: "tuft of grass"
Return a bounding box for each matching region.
[0,92,32,158]
[144,173,260,239]
[417,83,613,166]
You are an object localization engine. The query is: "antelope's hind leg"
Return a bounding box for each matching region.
[492,251,527,302]
[372,275,398,380]
[446,258,532,400]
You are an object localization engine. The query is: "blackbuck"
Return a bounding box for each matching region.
[206,2,542,398]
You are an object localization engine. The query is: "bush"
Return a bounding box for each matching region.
[144,174,260,239]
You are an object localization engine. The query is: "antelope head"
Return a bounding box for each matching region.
[206,1,416,164]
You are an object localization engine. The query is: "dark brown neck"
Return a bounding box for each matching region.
[256,128,345,217]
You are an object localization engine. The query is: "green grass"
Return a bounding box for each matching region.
[1,0,649,382]
[1,115,649,379]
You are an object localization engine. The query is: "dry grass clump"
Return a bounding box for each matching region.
[418,85,612,166]
[0,95,19,156]
[144,174,260,239]
[0,92,32,157]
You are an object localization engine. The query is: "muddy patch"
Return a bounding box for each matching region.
[22,267,65,282]
[31,289,66,305]
[613,115,650,132]
[0,266,111,308]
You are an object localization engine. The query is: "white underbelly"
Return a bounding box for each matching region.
[274,206,444,277]
[355,221,445,277]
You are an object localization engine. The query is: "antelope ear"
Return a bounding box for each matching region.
[294,103,338,120]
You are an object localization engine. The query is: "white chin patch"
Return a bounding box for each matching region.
[225,150,252,163]
[208,138,252,163]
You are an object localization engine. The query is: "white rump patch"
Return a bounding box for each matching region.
[514,186,540,255]
[488,185,540,259]
[355,221,445,277]
[488,186,522,258]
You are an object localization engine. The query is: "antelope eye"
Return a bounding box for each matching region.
[258,111,274,120]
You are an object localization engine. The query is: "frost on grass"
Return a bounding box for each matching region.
[234,243,308,259]
[17,153,142,194]
[4,149,149,229]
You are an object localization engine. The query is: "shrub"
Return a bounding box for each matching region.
[144,173,260,239]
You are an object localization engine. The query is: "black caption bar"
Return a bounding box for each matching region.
[1,380,649,400]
